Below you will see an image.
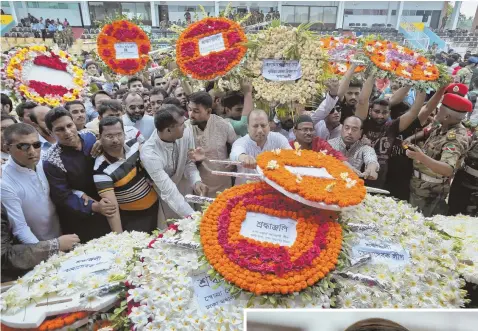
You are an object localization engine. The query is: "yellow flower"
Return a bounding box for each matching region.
[59,50,67,58]
[35,97,45,104]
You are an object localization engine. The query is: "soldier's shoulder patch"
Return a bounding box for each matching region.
[443,143,457,152]
[447,130,456,140]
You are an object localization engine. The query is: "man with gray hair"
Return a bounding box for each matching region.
[406,93,472,216]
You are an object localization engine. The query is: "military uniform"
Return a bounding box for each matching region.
[448,138,478,216]
[409,93,472,217]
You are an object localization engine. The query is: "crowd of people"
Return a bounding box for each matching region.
[1,44,477,281]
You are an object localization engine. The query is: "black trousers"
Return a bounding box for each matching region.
[448,169,478,216]
[120,201,159,233]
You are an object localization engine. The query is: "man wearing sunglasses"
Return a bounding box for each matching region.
[1,123,61,244]
[122,92,155,140]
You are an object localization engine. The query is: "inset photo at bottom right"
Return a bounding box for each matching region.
[245,310,478,331]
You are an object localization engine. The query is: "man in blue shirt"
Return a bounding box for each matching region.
[43,107,115,242]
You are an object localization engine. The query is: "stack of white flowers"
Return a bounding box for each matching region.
[245,25,330,106]
[429,214,478,285]
[1,231,152,315]
[339,195,468,308]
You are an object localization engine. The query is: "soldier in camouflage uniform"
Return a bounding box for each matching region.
[406,93,472,217]
[448,135,478,216]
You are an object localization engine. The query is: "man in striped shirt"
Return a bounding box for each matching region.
[93,117,158,233]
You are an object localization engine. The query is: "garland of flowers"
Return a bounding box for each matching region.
[175,17,247,81]
[357,38,450,91]
[1,232,151,316]
[256,148,366,208]
[3,45,86,107]
[319,36,365,75]
[245,22,332,113]
[201,182,342,295]
[427,214,478,285]
[97,20,151,76]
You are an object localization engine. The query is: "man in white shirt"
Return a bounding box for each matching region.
[1,123,61,243]
[141,104,207,228]
[230,109,292,184]
[122,92,155,139]
[315,105,342,140]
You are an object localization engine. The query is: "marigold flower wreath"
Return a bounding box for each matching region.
[4,45,86,107]
[200,182,342,295]
[358,38,450,91]
[96,20,151,75]
[175,17,248,80]
[319,36,365,75]
[256,147,366,209]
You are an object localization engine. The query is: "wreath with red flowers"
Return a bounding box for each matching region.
[176,17,247,80]
[319,36,365,75]
[200,182,342,295]
[96,20,151,75]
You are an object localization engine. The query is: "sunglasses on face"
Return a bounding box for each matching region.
[129,105,145,110]
[10,141,42,151]
[330,108,342,114]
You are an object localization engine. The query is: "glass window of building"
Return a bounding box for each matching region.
[88,2,151,26]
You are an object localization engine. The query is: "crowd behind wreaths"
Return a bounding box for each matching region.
[1,45,477,283]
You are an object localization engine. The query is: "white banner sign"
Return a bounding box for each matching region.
[191,269,234,312]
[262,59,302,81]
[198,33,226,56]
[114,42,139,59]
[240,212,297,246]
[351,239,410,270]
[59,252,114,280]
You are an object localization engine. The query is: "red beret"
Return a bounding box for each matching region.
[445,83,469,97]
[441,93,473,113]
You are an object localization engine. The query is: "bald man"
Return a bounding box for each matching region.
[230,109,291,184]
[29,104,56,154]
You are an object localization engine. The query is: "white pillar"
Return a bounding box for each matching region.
[386,1,393,25]
[8,1,18,23]
[449,1,462,30]
[151,1,158,27]
[336,1,344,29]
[80,1,91,27]
[395,1,404,30]
[278,0,282,21]
[215,1,220,16]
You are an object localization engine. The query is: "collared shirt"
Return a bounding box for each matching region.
[328,137,379,172]
[230,132,292,185]
[94,139,157,211]
[1,157,61,244]
[140,127,201,225]
[315,120,342,140]
[39,134,53,155]
[311,93,339,125]
[122,114,155,140]
[85,118,145,142]
[42,131,99,215]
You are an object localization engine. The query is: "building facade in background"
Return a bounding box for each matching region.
[0,1,458,30]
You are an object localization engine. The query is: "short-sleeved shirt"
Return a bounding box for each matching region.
[412,123,469,196]
[363,117,401,188]
[93,139,158,211]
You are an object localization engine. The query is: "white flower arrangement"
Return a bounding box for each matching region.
[428,214,478,285]
[245,24,331,107]
[1,231,152,315]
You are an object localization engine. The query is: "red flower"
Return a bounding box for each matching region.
[226,31,242,47]
[29,80,72,97]
[33,54,67,71]
[139,44,150,55]
[102,49,112,58]
[180,42,196,58]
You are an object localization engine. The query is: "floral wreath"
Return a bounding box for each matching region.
[97,20,151,75]
[245,23,331,111]
[319,36,365,75]
[3,45,86,107]
[358,39,450,90]
[256,147,366,208]
[200,182,342,295]
[176,17,248,80]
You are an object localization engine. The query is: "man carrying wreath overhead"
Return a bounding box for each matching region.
[406,93,472,217]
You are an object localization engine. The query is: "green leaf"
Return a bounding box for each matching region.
[260,297,268,305]
[271,19,281,28]
[207,269,214,275]
[246,295,255,308]
[269,296,276,304]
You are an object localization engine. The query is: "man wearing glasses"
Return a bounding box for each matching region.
[1,123,61,244]
[122,92,155,140]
